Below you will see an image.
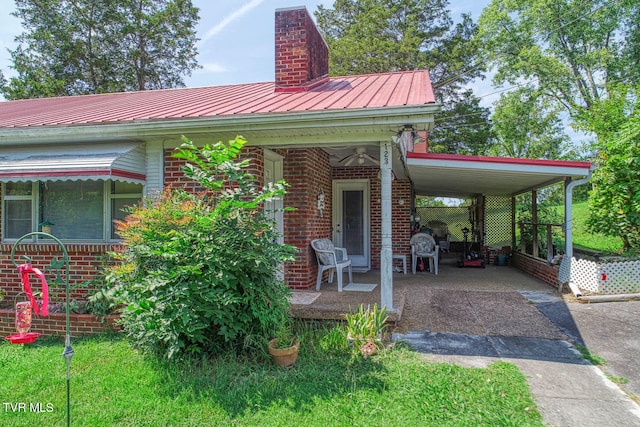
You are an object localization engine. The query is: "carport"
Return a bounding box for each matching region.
[405,151,594,258]
[312,142,594,316]
[360,138,593,312]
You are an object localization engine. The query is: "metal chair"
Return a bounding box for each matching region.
[311,238,353,292]
[410,233,439,275]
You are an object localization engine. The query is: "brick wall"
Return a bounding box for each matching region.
[0,310,119,338]
[164,146,264,192]
[511,251,560,288]
[275,7,329,91]
[283,148,333,288]
[0,243,115,303]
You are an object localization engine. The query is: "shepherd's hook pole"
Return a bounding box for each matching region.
[11,232,72,427]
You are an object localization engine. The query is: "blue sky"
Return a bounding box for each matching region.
[0,1,489,91]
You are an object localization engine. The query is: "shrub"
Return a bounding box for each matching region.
[106,136,296,359]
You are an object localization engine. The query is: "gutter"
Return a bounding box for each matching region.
[562,167,594,297]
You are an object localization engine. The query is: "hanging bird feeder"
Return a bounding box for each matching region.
[5,262,50,344]
[6,301,41,344]
[39,220,54,234]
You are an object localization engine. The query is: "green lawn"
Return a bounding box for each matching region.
[0,332,543,426]
[569,201,623,254]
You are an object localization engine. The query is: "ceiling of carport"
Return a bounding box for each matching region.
[406,153,593,198]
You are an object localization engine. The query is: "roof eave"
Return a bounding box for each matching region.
[0,104,441,146]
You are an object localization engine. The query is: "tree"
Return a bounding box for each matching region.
[490,87,570,159]
[478,0,637,135]
[478,0,639,249]
[415,196,446,207]
[3,0,199,99]
[429,89,494,155]
[585,85,640,253]
[315,0,495,155]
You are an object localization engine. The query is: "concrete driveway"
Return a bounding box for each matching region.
[291,257,640,425]
[537,299,640,399]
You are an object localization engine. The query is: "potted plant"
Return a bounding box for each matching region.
[267,314,299,367]
[345,303,388,358]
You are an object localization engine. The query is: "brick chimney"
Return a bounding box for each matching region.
[275,7,329,93]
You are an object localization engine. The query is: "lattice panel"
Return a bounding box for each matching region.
[485,196,512,248]
[600,261,640,294]
[559,257,640,295]
[563,257,599,292]
[415,206,471,242]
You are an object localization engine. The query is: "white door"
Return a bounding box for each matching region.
[264,150,285,280]
[333,180,370,271]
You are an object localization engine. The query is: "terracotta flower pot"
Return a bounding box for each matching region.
[267,338,300,367]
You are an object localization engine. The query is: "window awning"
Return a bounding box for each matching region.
[0,142,146,184]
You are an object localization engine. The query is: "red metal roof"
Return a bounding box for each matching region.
[0,70,435,129]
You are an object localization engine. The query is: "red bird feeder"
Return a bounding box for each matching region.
[5,263,49,344]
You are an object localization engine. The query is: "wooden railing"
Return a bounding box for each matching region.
[518,221,564,261]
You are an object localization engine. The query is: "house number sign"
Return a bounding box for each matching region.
[382,142,391,167]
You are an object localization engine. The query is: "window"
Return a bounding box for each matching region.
[4,182,33,239]
[2,180,143,242]
[110,181,143,240]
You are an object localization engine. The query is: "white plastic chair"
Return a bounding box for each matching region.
[311,238,353,292]
[411,233,439,275]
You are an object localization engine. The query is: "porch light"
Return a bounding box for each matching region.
[317,191,325,217]
[376,170,396,181]
[392,125,424,145]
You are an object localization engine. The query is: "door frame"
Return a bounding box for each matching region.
[332,179,370,271]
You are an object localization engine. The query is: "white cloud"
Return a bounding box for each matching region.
[199,0,264,46]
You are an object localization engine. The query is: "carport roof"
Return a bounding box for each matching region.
[407,152,593,197]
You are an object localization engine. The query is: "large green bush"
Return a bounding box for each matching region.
[106,136,296,359]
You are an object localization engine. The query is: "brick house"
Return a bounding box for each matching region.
[0,6,592,310]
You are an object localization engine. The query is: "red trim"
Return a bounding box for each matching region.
[0,168,145,181]
[407,152,592,169]
[111,169,147,181]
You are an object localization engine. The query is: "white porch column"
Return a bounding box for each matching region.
[380,140,394,311]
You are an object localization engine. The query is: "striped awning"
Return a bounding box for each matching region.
[0,142,146,184]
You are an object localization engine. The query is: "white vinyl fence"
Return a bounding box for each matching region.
[559,257,640,295]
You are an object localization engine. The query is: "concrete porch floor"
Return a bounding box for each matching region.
[290,254,563,338]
